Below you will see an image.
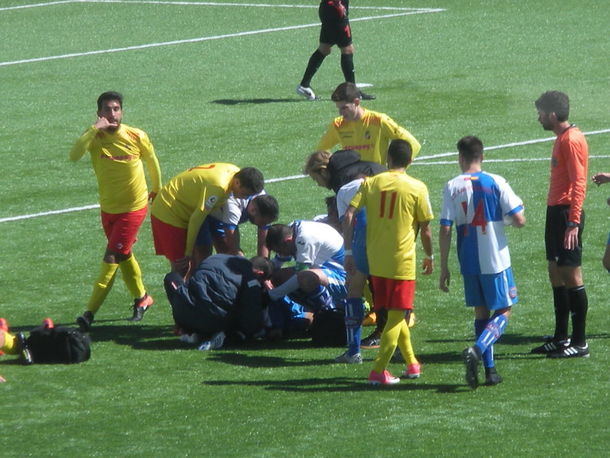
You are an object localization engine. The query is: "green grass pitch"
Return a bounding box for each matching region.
[0,0,608,456]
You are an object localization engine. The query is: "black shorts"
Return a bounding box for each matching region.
[319,1,352,47]
[545,205,585,267]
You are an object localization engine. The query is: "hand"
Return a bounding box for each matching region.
[563,226,579,251]
[592,172,610,186]
[0,375,5,383]
[422,257,433,275]
[172,256,192,278]
[263,279,274,291]
[439,268,450,292]
[93,116,118,131]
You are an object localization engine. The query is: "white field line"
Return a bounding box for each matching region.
[1,0,442,12]
[0,2,443,67]
[2,131,608,224]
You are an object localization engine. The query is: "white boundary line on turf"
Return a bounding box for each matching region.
[416,128,610,161]
[0,2,443,67]
[2,130,608,224]
[0,0,442,12]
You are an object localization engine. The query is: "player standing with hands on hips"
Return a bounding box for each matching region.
[70,92,162,330]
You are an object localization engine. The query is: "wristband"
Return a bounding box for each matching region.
[425,254,434,260]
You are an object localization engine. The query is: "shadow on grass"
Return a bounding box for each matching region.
[426,332,609,347]
[202,376,466,394]
[211,98,308,105]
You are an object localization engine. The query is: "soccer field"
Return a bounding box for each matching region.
[1,0,609,456]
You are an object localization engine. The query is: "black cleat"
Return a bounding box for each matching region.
[484,367,503,386]
[359,91,376,100]
[463,346,481,389]
[360,331,381,349]
[547,344,590,359]
[128,293,153,322]
[76,311,94,332]
[531,339,569,354]
[17,333,33,365]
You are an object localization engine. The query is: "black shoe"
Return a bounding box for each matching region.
[531,339,569,354]
[547,343,590,359]
[128,294,153,322]
[17,333,33,365]
[76,311,94,332]
[359,91,376,100]
[484,367,503,386]
[463,346,481,389]
[361,332,381,349]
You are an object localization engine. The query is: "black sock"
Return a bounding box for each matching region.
[552,286,570,341]
[568,285,588,346]
[300,50,326,87]
[340,53,355,83]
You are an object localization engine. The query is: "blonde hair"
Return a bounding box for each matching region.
[303,151,332,187]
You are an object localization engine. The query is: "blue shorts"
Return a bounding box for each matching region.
[321,260,348,303]
[463,268,518,310]
[196,216,235,246]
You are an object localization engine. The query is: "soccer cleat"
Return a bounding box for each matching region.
[16,333,33,365]
[198,331,226,351]
[362,312,376,326]
[547,344,590,359]
[360,332,381,349]
[484,367,503,386]
[129,293,153,322]
[531,339,570,354]
[42,318,54,329]
[359,91,376,100]
[179,333,202,345]
[368,369,400,385]
[296,85,316,101]
[334,351,363,364]
[0,318,8,356]
[463,346,481,389]
[402,363,421,379]
[76,311,94,332]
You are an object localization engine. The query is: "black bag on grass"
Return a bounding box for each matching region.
[26,326,91,364]
[310,309,346,347]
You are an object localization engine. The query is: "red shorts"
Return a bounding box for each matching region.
[151,215,187,262]
[101,207,147,255]
[369,276,416,311]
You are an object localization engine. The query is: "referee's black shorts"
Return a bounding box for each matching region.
[545,205,585,267]
[318,2,352,47]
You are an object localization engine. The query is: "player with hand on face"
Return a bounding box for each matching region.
[70,91,162,329]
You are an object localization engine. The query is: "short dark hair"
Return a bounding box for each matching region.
[331,82,361,103]
[535,91,570,122]
[97,91,123,111]
[252,194,279,221]
[387,139,412,168]
[235,167,264,194]
[457,136,484,163]
[265,224,291,252]
[250,256,273,279]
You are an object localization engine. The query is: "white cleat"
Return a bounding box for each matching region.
[296,85,316,101]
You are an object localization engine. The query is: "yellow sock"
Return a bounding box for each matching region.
[396,318,418,365]
[372,310,405,373]
[119,254,146,299]
[86,262,119,314]
[1,331,19,355]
